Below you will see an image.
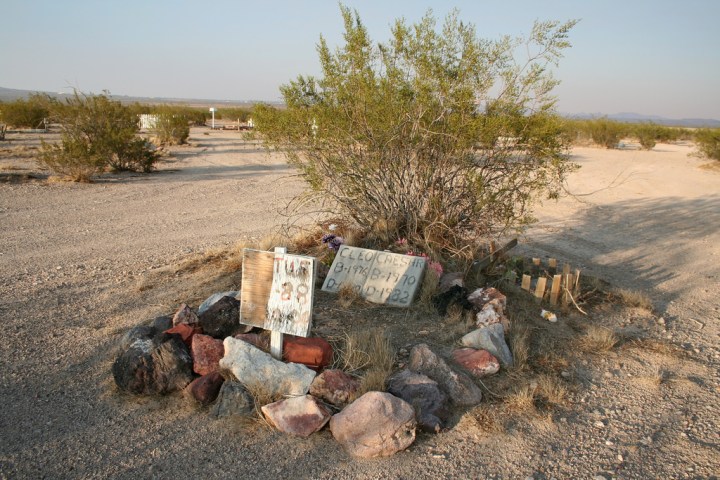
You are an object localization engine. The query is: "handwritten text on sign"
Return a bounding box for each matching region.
[322,246,426,307]
[266,253,315,337]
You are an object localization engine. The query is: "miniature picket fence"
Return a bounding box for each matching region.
[520,258,581,306]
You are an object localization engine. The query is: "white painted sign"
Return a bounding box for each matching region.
[322,246,426,307]
[265,252,316,337]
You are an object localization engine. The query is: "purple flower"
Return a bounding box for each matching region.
[321,233,344,252]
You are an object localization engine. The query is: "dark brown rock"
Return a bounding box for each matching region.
[112,332,193,395]
[387,369,449,433]
[309,369,360,407]
[185,371,225,406]
[234,332,270,351]
[198,296,243,338]
[211,381,254,419]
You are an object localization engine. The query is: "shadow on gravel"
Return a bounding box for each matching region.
[526,195,720,312]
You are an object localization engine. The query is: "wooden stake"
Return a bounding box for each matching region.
[550,274,562,305]
[521,274,532,291]
[562,263,571,275]
[533,258,541,266]
[548,258,557,268]
[269,247,287,360]
[535,277,547,301]
[573,269,581,297]
[562,273,574,307]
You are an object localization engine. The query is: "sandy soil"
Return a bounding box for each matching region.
[0,129,718,479]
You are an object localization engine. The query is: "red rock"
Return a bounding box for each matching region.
[191,334,224,376]
[164,323,202,348]
[185,371,225,406]
[452,348,500,377]
[234,332,270,351]
[283,336,333,371]
[261,395,331,437]
[309,369,360,406]
[172,303,199,326]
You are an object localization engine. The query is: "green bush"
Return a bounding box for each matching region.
[255,7,577,257]
[152,108,190,145]
[39,91,158,180]
[635,124,657,150]
[0,93,55,129]
[587,118,626,149]
[694,128,720,162]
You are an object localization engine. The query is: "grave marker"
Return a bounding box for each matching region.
[322,246,426,307]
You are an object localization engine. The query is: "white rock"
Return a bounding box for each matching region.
[219,337,316,398]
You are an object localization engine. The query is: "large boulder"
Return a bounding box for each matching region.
[330,391,416,458]
[211,381,254,419]
[408,343,482,406]
[185,371,225,406]
[112,331,194,395]
[198,296,248,338]
[219,337,316,398]
[461,323,513,367]
[387,369,449,433]
[309,369,361,407]
[191,334,224,376]
[118,325,156,352]
[261,395,331,437]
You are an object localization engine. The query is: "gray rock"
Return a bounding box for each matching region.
[408,343,483,406]
[172,303,199,326]
[150,315,172,331]
[198,296,248,338]
[211,381,254,418]
[387,369,449,433]
[261,395,331,437]
[461,323,513,367]
[118,325,156,352]
[330,391,416,458]
[198,291,239,315]
[112,332,194,395]
[438,272,464,294]
[219,337,316,398]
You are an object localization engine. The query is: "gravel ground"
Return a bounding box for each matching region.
[0,129,718,479]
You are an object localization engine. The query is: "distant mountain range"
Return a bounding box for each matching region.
[2,86,717,128]
[565,111,720,128]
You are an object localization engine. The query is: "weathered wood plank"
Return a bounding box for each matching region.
[240,249,275,329]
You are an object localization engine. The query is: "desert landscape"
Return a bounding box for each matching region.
[1,127,719,479]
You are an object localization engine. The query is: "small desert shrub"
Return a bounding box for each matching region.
[635,125,657,150]
[693,128,720,162]
[335,328,395,399]
[337,283,361,308]
[153,109,190,145]
[0,93,54,129]
[577,325,618,352]
[39,91,158,180]
[615,288,653,311]
[588,118,626,149]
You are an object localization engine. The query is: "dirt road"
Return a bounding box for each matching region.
[1,129,718,479]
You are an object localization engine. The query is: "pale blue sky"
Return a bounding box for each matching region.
[2,0,718,119]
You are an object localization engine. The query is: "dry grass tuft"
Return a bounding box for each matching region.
[636,365,668,389]
[337,283,361,309]
[418,268,440,311]
[503,384,537,413]
[615,288,653,311]
[625,338,685,358]
[535,374,568,406]
[577,325,619,352]
[508,325,530,372]
[241,381,286,427]
[334,328,395,399]
[471,405,506,434]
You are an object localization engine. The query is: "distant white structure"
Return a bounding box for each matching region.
[247,117,254,128]
[139,114,158,130]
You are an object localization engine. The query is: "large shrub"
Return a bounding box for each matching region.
[39,92,158,181]
[693,128,720,162]
[587,118,626,149]
[255,7,577,256]
[0,93,55,129]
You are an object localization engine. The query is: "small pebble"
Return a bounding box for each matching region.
[594,421,605,428]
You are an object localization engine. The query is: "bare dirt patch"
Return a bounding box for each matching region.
[1,130,718,479]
